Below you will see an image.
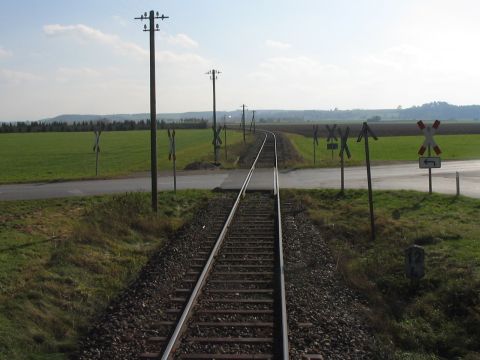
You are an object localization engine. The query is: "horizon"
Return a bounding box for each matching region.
[2,1,480,121]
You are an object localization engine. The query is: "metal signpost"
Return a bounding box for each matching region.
[417,120,442,194]
[135,10,169,212]
[207,69,221,164]
[326,124,338,159]
[224,123,228,161]
[357,122,378,241]
[168,129,176,193]
[338,126,351,194]
[312,125,319,165]
[93,130,102,176]
[212,125,222,164]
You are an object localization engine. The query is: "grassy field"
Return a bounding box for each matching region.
[286,133,480,167]
[285,189,480,359]
[0,129,248,184]
[0,190,212,359]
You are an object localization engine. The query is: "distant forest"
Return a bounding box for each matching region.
[0,118,208,133]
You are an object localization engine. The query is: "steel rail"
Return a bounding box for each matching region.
[160,133,268,359]
[272,131,289,359]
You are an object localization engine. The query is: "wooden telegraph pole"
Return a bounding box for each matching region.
[357,122,378,241]
[135,10,169,212]
[241,104,247,143]
[207,69,221,164]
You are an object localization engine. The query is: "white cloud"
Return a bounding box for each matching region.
[43,23,148,58]
[0,68,42,83]
[265,40,291,49]
[43,24,208,66]
[0,47,12,59]
[165,33,199,48]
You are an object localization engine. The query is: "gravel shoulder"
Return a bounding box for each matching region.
[282,198,383,359]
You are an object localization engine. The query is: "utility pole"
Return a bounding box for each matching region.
[135,10,169,212]
[207,69,221,164]
[249,110,255,133]
[240,104,247,143]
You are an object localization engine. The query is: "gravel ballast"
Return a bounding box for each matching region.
[74,193,235,359]
[282,198,381,359]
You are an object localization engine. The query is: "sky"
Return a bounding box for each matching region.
[1,0,480,121]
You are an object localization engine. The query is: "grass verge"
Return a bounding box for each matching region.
[0,190,212,359]
[284,189,480,359]
[286,133,480,167]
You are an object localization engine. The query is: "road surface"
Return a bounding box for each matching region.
[1,160,479,201]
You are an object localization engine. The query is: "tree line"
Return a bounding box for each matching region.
[0,118,208,133]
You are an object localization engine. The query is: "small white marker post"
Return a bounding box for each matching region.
[456,171,460,196]
[93,130,102,176]
[168,128,176,193]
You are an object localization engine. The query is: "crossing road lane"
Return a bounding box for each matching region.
[1,160,480,201]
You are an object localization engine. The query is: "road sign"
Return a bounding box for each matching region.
[326,124,338,142]
[168,129,176,161]
[338,127,351,159]
[327,143,338,150]
[405,245,425,280]
[419,157,441,169]
[417,120,441,155]
[93,130,101,176]
[212,125,222,148]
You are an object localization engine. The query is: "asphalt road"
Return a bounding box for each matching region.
[1,160,479,201]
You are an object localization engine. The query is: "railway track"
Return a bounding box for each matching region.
[140,131,288,359]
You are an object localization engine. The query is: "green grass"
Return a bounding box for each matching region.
[0,129,247,184]
[0,190,213,359]
[287,133,480,167]
[285,189,480,359]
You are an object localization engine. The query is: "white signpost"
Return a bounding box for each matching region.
[419,157,441,169]
[417,120,442,194]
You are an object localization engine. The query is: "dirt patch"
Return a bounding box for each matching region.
[184,161,220,170]
[282,198,384,359]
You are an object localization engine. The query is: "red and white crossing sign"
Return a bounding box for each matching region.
[417,120,441,155]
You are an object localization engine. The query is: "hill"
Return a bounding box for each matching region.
[35,101,480,124]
